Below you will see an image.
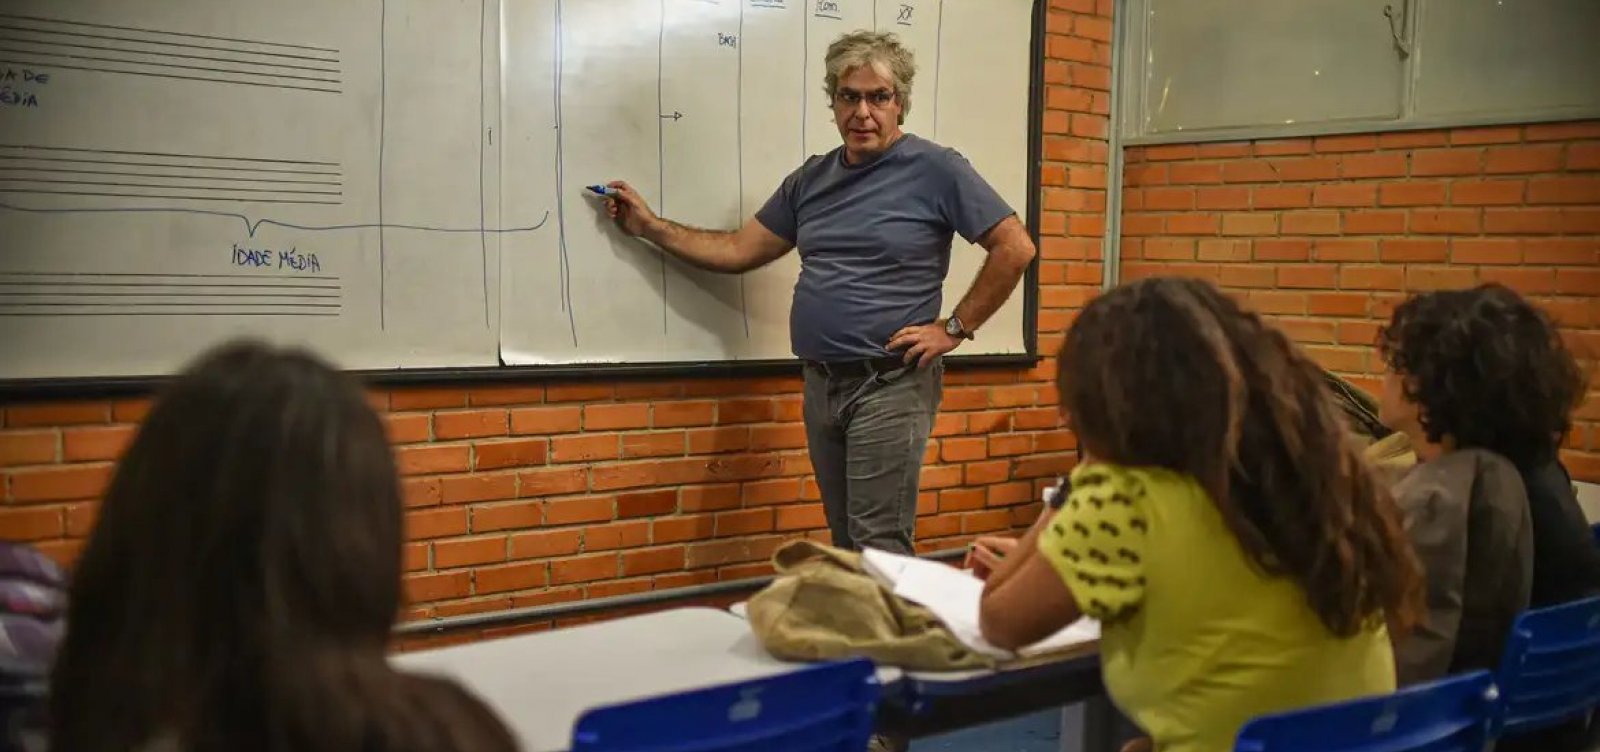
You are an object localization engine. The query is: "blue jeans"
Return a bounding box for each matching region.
[802,358,943,554]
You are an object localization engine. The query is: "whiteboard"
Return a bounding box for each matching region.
[0,0,1039,381]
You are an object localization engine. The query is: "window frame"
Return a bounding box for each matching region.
[1116,0,1600,145]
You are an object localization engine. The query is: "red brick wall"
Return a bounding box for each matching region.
[1120,121,1600,482]
[4,6,1594,635]
[0,0,1114,623]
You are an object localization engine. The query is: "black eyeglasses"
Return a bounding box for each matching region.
[833,89,897,109]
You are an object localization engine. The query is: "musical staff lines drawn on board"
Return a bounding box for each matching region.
[0,144,344,205]
[0,12,343,94]
[0,200,551,240]
[0,13,336,53]
[0,271,344,318]
[0,2,538,334]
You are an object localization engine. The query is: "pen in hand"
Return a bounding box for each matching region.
[965,537,1018,580]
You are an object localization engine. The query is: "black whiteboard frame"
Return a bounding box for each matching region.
[0,0,1047,401]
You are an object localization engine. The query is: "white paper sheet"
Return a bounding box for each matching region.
[862,548,1099,659]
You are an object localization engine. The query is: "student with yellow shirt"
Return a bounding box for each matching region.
[976,277,1426,752]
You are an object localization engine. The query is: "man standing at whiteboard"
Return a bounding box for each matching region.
[604,31,1036,555]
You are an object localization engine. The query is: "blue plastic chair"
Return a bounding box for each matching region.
[1493,594,1600,738]
[1590,522,1598,547]
[571,657,881,751]
[1232,671,1496,752]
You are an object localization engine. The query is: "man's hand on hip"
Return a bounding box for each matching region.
[888,321,961,368]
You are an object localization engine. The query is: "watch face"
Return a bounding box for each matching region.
[946,318,961,336]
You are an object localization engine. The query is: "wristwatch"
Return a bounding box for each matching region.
[944,315,974,340]
[1044,475,1070,509]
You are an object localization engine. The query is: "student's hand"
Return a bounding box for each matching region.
[887,321,961,368]
[965,536,1019,580]
[604,180,658,237]
[1120,737,1153,752]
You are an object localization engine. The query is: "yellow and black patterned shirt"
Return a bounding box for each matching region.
[1038,463,1397,752]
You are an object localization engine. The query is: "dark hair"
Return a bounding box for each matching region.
[1057,277,1425,638]
[49,341,517,752]
[1379,283,1587,470]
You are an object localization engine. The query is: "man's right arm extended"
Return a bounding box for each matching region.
[605,180,791,273]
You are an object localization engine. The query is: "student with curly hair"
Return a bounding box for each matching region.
[1379,284,1600,750]
[978,277,1425,752]
[49,342,519,752]
[1379,284,1600,611]
[1376,285,1542,687]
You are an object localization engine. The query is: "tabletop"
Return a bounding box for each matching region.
[394,607,807,752]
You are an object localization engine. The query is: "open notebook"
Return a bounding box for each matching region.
[861,548,1100,660]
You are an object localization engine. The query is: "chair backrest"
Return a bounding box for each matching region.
[1591,521,1599,547]
[1233,671,1496,752]
[571,658,880,752]
[1494,594,1600,737]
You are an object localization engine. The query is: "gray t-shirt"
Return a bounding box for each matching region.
[754,134,1014,362]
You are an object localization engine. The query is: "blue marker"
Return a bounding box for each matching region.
[586,184,617,197]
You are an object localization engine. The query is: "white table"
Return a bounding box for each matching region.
[726,601,1125,751]
[724,601,904,686]
[394,607,807,752]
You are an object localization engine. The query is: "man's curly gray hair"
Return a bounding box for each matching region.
[823,31,916,124]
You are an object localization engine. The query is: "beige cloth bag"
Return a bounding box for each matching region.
[746,540,995,671]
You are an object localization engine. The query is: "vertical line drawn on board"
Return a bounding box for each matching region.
[377,0,387,329]
[801,6,807,158]
[932,0,943,140]
[478,0,490,327]
[736,0,749,337]
[553,0,577,346]
[496,0,505,329]
[657,0,668,335]
[735,2,748,337]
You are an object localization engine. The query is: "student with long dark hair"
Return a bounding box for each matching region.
[978,277,1425,752]
[48,342,518,752]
